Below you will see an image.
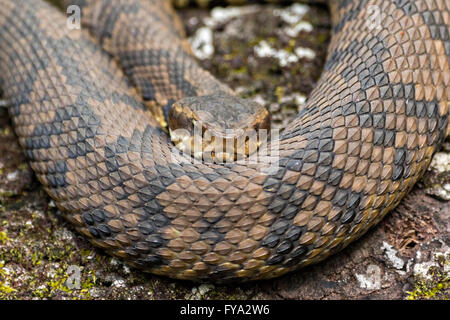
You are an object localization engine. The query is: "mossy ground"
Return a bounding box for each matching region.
[0,1,448,300]
[406,252,449,300]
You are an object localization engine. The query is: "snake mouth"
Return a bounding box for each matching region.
[168,93,271,163]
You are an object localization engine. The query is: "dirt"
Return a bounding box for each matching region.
[0,1,448,300]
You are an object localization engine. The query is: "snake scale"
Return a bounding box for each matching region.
[0,0,448,283]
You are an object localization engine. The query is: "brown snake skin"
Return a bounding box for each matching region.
[0,0,449,282]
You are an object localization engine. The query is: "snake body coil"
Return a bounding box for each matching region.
[0,0,448,282]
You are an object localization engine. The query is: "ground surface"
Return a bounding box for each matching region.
[0,2,448,300]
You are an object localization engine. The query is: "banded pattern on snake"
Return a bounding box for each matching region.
[0,0,448,282]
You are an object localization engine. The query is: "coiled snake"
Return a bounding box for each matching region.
[0,0,448,282]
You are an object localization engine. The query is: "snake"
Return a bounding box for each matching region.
[0,0,448,283]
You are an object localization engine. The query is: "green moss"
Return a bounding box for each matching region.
[0,282,16,295]
[0,261,17,299]
[0,127,10,136]
[17,163,28,171]
[30,265,97,300]
[0,0,331,300]
[31,252,42,266]
[285,39,297,53]
[0,231,9,244]
[0,191,16,199]
[275,86,285,103]
[316,33,328,44]
[0,248,23,264]
[230,66,248,75]
[407,277,449,300]
[406,256,450,300]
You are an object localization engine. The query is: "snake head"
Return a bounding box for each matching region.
[168,93,270,163]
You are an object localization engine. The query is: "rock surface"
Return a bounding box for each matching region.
[0,2,448,300]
